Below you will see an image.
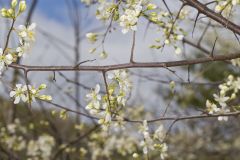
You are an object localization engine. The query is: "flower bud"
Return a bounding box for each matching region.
[231,93,236,99]
[220,90,225,95]
[169,81,175,91]
[228,75,234,81]
[100,51,108,59]
[39,84,47,90]
[51,110,56,116]
[60,110,67,120]
[39,95,52,101]
[132,153,139,158]
[1,8,9,18]
[7,9,14,17]
[175,47,182,54]
[86,32,97,43]
[215,5,223,12]
[147,3,157,10]
[89,48,96,54]
[11,0,18,8]
[164,39,170,45]
[19,1,26,13]
[176,34,184,40]
[46,95,52,101]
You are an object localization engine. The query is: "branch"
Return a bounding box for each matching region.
[3,19,15,55]
[9,52,240,72]
[42,100,240,124]
[182,0,240,35]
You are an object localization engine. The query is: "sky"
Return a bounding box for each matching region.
[33,0,76,24]
[1,0,86,25]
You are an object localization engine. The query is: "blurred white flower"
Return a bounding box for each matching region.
[206,100,220,114]
[213,94,229,108]
[86,32,98,43]
[27,135,55,159]
[86,84,102,112]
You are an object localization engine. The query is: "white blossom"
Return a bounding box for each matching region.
[16,23,36,44]
[213,94,229,108]
[174,47,182,54]
[154,125,165,141]
[10,84,28,104]
[206,100,220,114]
[86,32,98,43]
[139,120,154,154]
[96,1,115,21]
[16,43,31,57]
[0,48,13,74]
[107,69,132,93]
[86,84,102,112]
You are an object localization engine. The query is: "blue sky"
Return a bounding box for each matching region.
[33,0,73,24]
[0,0,98,32]
[0,0,80,24]
[32,0,95,30]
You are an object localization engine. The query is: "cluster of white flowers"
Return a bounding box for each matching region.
[86,84,102,114]
[148,10,186,54]
[10,84,52,104]
[107,69,132,105]
[0,119,27,152]
[139,120,168,159]
[0,118,56,159]
[119,0,158,34]
[16,23,36,57]
[0,22,37,91]
[1,0,32,58]
[1,0,26,19]
[27,135,55,160]
[206,75,240,121]
[86,84,113,130]
[96,0,116,21]
[0,0,52,104]
[86,70,132,130]
[0,23,35,73]
[215,0,240,12]
[85,0,186,57]
[85,0,159,60]
[92,0,159,34]
[139,120,154,154]
[88,131,138,160]
[119,3,142,34]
